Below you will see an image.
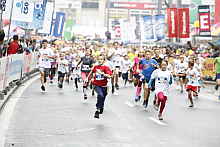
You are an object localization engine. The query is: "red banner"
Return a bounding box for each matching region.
[215,0,220,24]
[199,5,211,36]
[178,8,190,38]
[167,8,178,38]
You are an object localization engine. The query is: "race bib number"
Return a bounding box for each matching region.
[82,65,90,71]
[96,73,104,81]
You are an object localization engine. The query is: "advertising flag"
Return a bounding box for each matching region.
[178,8,190,38]
[38,2,53,34]
[64,19,74,40]
[143,15,154,40]
[199,5,211,36]
[31,0,47,29]
[12,0,34,22]
[167,8,178,38]
[154,14,165,40]
[53,12,65,37]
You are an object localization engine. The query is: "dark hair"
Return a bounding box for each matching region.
[42,39,48,43]
[0,30,5,42]
[13,35,18,41]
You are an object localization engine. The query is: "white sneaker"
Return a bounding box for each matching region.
[113,92,119,96]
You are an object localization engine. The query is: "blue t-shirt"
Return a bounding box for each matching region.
[140,58,158,80]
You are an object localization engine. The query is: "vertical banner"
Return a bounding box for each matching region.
[114,25,121,39]
[178,8,190,38]
[38,2,53,34]
[167,8,178,38]
[31,0,47,29]
[143,15,154,40]
[199,5,211,36]
[12,0,35,22]
[154,14,165,40]
[63,19,74,41]
[215,0,220,24]
[53,12,65,37]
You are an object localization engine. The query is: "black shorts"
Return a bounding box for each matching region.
[216,73,220,80]
[178,74,186,81]
[122,72,128,80]
[58,71,66,78]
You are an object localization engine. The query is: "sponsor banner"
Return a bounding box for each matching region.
[0,57,9,91]
[2,0,13,19]
[143,15,154,40]
[12,0,35,22]
[109,2,156,10]
[31,0,47,29]
[167,8,178,38]
[202,58,215,80]
[178,8,190,38]
[154,14,165,40]
[53,12,65,37]
[63,19,74,41]
[38,2,53,34]
[199,5,211,36]
[215,0,220,24]
[114,25,121,38]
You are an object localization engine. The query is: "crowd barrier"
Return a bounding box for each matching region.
[0,53,38,99]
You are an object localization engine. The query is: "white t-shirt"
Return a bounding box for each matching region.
[151,69,172,96]
[186,68,200,86]
[58,59,68,73]
[121,59,131,73]
[38,48,54,68]
[176,62,188,74]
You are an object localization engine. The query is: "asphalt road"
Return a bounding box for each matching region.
[1,77,220,147]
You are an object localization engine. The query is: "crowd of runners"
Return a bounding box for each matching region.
[36,39,213,120]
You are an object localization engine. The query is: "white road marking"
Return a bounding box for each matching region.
[74,128,96,133]
[149,117,167,126]
[125,101,134,107]
[0,75,39,147]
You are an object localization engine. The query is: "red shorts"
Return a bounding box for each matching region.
[186,85,197,92]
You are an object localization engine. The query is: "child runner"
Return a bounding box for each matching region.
[86,55,112,119]
[186,61,200,107]
[148,61,173,120]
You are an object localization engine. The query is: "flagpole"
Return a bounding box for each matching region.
[7,0,15,41]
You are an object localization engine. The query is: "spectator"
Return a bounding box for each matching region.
[7,35,20,55]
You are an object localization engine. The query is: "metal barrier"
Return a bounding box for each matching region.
[0,53,38,100]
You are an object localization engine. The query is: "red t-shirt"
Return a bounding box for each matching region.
[92,65,112,86]
[7,41,19,55]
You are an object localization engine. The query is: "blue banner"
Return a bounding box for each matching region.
[31,0,47,29]
[154,15,165,40]
[53,12,65,37]
[143,16,154,40]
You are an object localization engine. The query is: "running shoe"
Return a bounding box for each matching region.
[215,85,219,91]
[188,104,194,108]
[100,108,104,114]
[92,90,95,96]
[158,114,163,120]
[112,86,115,94]
[41,85,45,91]
[84,94,87,100]
[94,111,100,119]
[113,92,119,96]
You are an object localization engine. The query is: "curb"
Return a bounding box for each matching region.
[0,71,39,114]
